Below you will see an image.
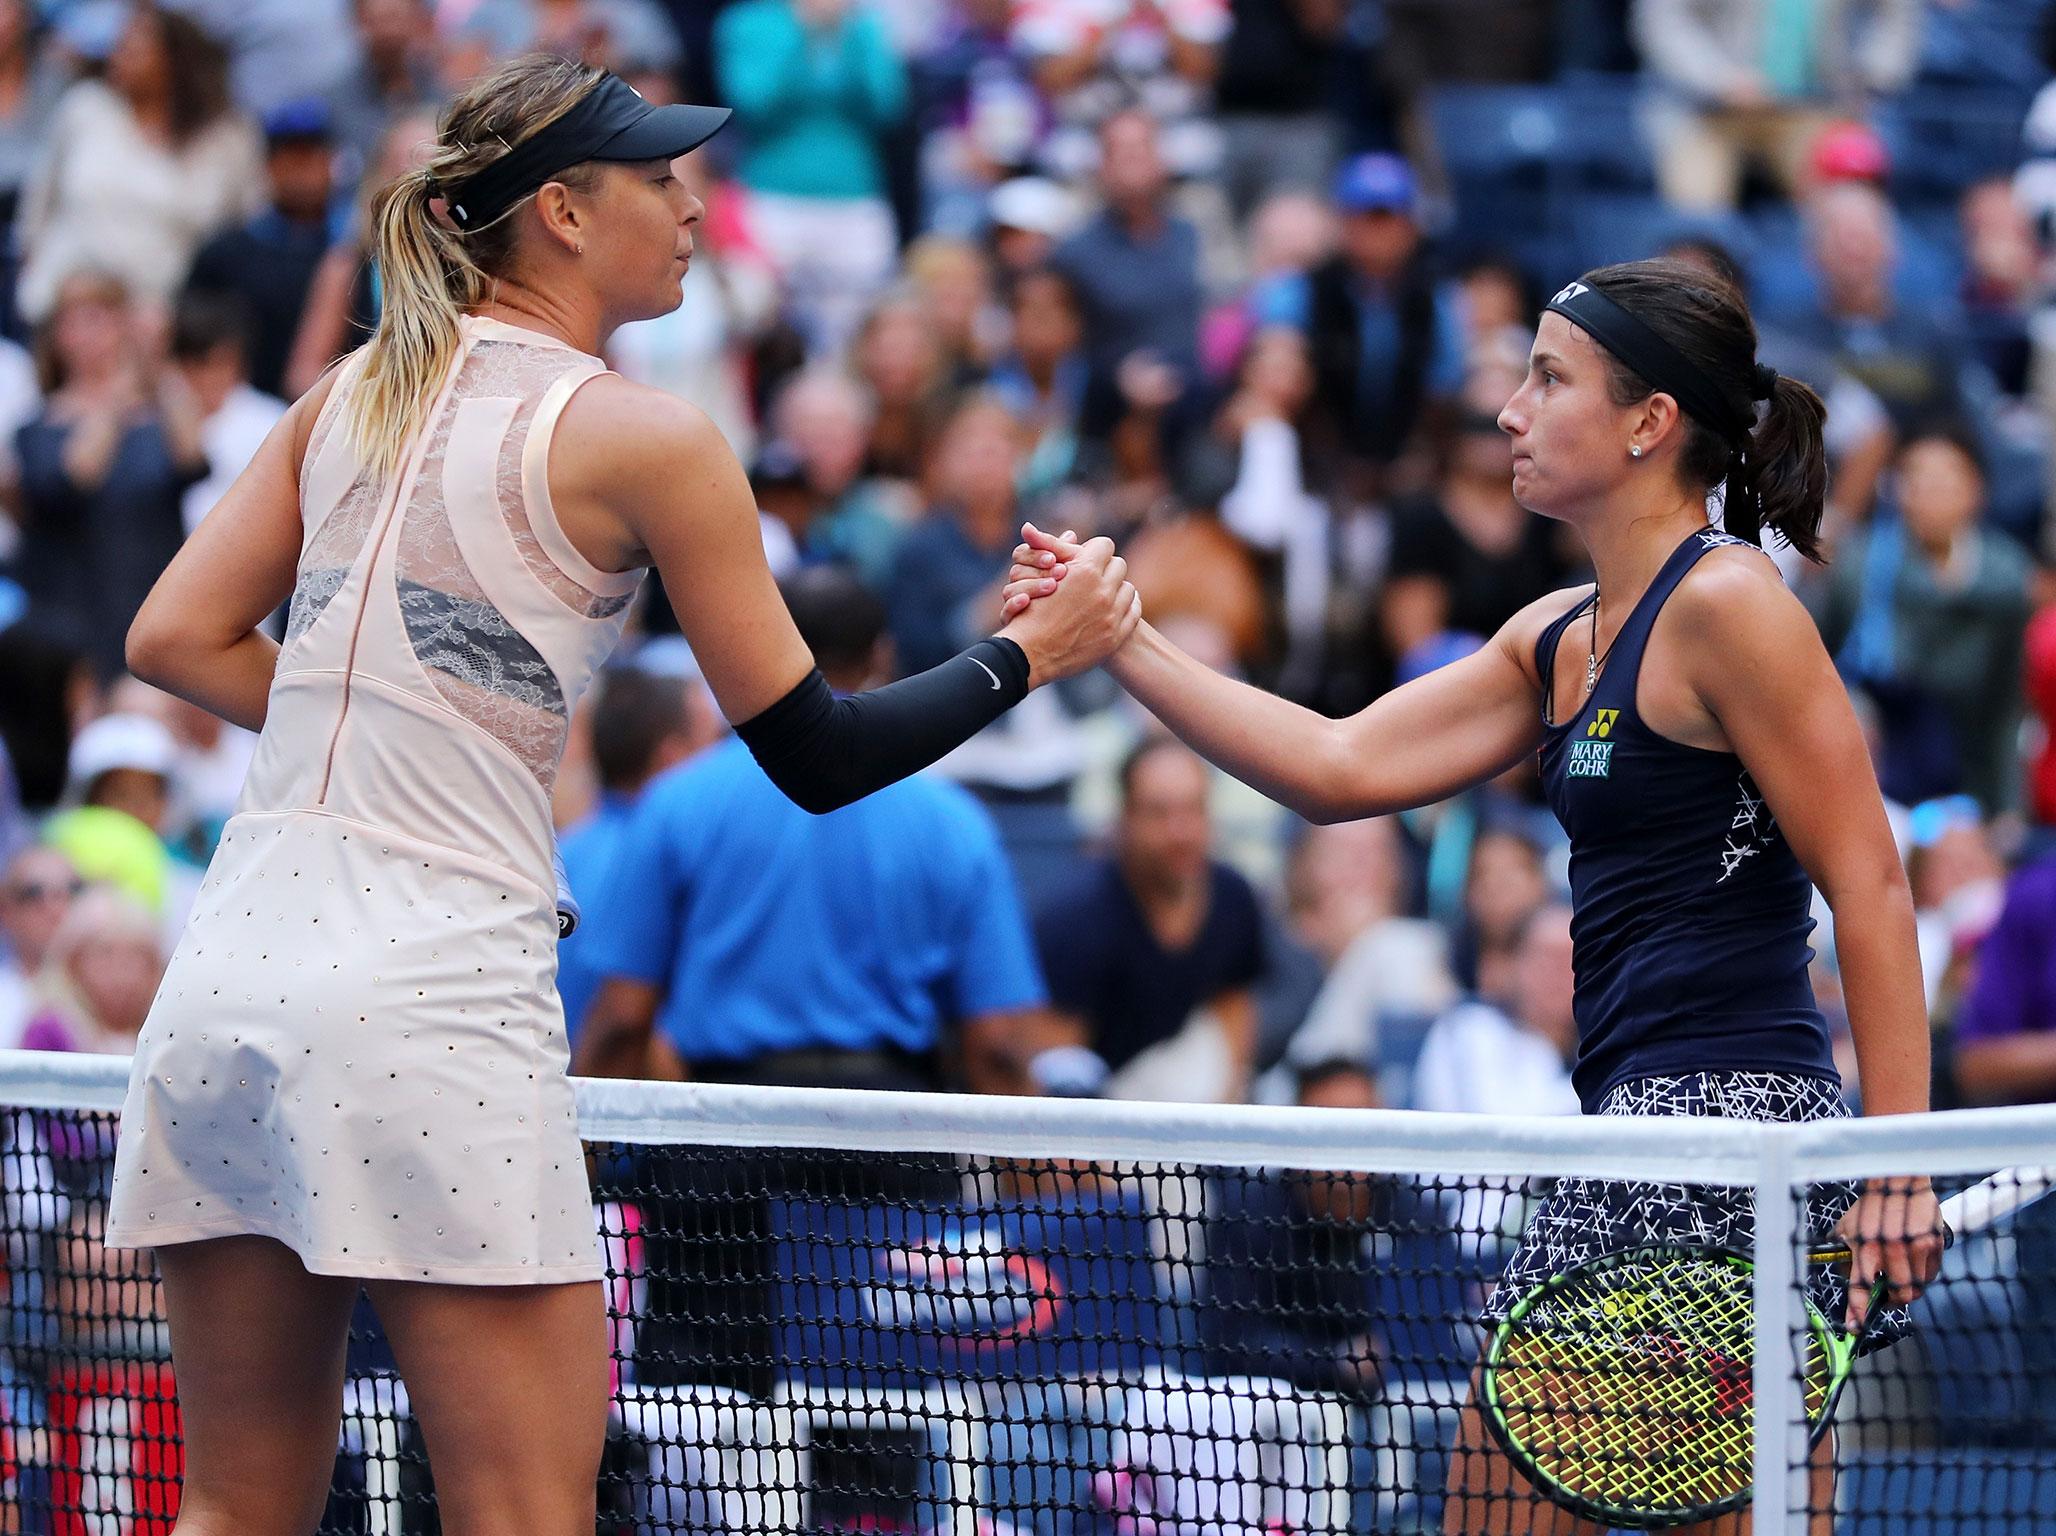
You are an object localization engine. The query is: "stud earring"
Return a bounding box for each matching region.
[1629,445,1644,459]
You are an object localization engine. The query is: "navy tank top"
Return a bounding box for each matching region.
[1537,526,1838,1111]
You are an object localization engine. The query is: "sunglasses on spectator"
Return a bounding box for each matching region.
[1,876,85,905]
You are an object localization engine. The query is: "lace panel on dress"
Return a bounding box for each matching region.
[391,344,576,790]
[283,461,382,653]
[299,367,351,505]
[493,392,633,619]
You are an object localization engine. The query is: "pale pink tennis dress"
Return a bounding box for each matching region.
[104,315,642,1284]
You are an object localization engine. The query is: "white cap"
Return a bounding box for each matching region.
[68,713,177,791]
[988,177,1075,239]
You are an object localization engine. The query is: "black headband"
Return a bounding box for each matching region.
[441,74,730,232]
[1543,280,1763,442]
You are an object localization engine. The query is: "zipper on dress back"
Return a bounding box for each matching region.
[315,338,472,805]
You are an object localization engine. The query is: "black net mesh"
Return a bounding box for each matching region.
[1787,1168,2056,1535]
[3,1106,2054,1535]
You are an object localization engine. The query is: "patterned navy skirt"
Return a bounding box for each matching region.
[1483,1069,1912,1353]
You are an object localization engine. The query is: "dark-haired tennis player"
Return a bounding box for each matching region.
[1005,257,1943,1534]
[104,53,1137,1536]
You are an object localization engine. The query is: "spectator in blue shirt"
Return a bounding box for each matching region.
[556,661,718,1048]
[1252,153,1465,487]
[573,566,1049,1093]
[888,394,1028,676]
[182,98,347,398]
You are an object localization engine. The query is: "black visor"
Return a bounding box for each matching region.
[443,73,730,232]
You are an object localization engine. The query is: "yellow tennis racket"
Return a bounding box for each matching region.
[1479,1167,2050,1529]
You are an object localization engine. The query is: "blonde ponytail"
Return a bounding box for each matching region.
[345,167,478,480]
[341,55,608,481]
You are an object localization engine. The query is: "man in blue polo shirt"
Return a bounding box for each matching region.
[555,655,719,1045]
[572,567,1049,1093]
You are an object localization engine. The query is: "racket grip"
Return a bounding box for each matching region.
[1806,1221,1955,1266]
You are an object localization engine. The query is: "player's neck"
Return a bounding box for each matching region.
[1580,495,1709,616]
[471,277,606,359]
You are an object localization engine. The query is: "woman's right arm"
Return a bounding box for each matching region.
[1104,613,1552,823]
[556,380,1138,813]
[1006,528,1569,822]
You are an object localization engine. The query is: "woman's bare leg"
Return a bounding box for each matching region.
[1668,1430,1837,1535]
[1442,1378,1612,1536]
[155,1235,359,1536]
[1444,1372,1839,1536]
[363,1275,610,1536]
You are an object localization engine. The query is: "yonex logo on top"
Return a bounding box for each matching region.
[1588,709,1620,739]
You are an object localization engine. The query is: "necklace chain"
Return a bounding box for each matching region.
[1583,592,1618,697]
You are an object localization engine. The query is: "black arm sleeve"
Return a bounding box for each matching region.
[734,636,1031,815]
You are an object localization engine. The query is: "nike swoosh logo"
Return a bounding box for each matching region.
[971,657,1002,690]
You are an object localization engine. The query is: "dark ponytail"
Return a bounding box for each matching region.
[1725,372,1827,560]
[1584,258,1831,563]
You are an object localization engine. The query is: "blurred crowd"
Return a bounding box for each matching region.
[2,0,2056,1143]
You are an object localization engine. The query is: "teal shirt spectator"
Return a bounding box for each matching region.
[715,0,908,200]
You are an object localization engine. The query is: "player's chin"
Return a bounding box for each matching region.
[629,276,689,323]
[1510,468,1565,520]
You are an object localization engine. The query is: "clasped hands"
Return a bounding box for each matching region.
[994,523,1141,685]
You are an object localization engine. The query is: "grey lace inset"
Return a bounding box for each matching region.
[396,579,565,717]
[389,341,594,790]
[283,566,350,648]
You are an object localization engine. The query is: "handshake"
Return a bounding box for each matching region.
[994,523,1143,687]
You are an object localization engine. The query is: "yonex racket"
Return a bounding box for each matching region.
[1479,1166,2052,1529]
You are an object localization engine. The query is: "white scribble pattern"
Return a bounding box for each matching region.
[1483,1070,1910,1350]
[1718,770,1779,884]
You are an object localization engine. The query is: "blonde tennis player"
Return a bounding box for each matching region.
[105,54,1137,1536]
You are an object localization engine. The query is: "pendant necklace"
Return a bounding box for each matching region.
[1584,594,1618,697]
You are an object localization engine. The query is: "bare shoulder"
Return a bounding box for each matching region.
[1664,540,1835,716]
[1668,539,1813,643]
[287,355,353,463]
[555,372,733,486]
[1494,581,1598,687]
[549,373,755,566]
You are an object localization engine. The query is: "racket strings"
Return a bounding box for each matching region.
[1493,1253,1832,1518]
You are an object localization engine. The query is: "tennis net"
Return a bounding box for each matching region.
[1,1048,2053,1535]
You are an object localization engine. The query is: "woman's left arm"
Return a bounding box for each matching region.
[125,370,338,731]
[1680,553,1943,1319]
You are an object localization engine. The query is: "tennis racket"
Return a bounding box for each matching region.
[1478,1165,2052,1529]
